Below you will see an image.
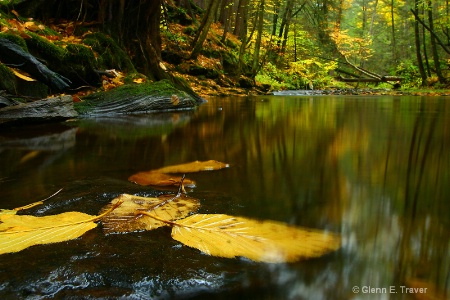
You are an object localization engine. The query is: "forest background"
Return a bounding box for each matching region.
[0,0,449,98]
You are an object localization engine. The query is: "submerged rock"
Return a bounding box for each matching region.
[0,95,77,126]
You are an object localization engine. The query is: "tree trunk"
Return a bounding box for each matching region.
[272,0,281,36]
[220,0,232,43]
[237,0,249,76]
[190,0,220,59]
[422,17,431,77]
[428,0,445,83]
[391,0,397,62]
[251,0,265,76]
[280,2,293,55]
[413,1,427,85]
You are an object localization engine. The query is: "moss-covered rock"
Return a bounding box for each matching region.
[0,33,28,52]
[75,80,198,115]
[65,43,97,67]
[83,32,136,73]
[65,43,102,87]
[25,32,66,62]
[24,32,104,88]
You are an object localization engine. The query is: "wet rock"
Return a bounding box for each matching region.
[0,93,18,108]
[0,95,77,126]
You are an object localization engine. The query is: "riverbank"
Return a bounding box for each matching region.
[1,4,448,128]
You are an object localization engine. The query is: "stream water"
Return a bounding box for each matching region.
[0,95,449,299]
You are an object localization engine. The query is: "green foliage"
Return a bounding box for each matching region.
[163,30,187,43]
[395,60,422,88]
[256,60,337,90]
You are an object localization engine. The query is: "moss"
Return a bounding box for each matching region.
[25,32,66,62]
[65,43,98,68]
[0,63,17,94]
[0,33,28,52]
[83,32,136,72]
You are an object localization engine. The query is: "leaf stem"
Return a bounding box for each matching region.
[14,188,64,211]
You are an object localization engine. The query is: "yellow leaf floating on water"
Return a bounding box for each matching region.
[100,193,200,234]
[0,197,121,255]
[168,214,340,263]
[155,160,229,174]
[0,212,98,255]
[128,171,196,188]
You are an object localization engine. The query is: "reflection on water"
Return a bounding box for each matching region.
[0,96,449,299]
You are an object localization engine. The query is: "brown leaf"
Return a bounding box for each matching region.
[100,193,200,234]
[171,94,180,105]
[128,171,196,188]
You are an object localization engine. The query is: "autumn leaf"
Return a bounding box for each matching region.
[0,206,120,255]
[133,78,145,84]
[171,94,180,106]
[128,160,228,187]
[156,160,229,174]
[0,194,120,255]
[128,171,196,188]
[100,193,200,234]
[11,68,36,82]
[165,214,341,263]
[24,21,40,32]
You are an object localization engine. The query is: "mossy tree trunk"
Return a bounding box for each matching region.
[97,0,169,81]
[14,0,169,82]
